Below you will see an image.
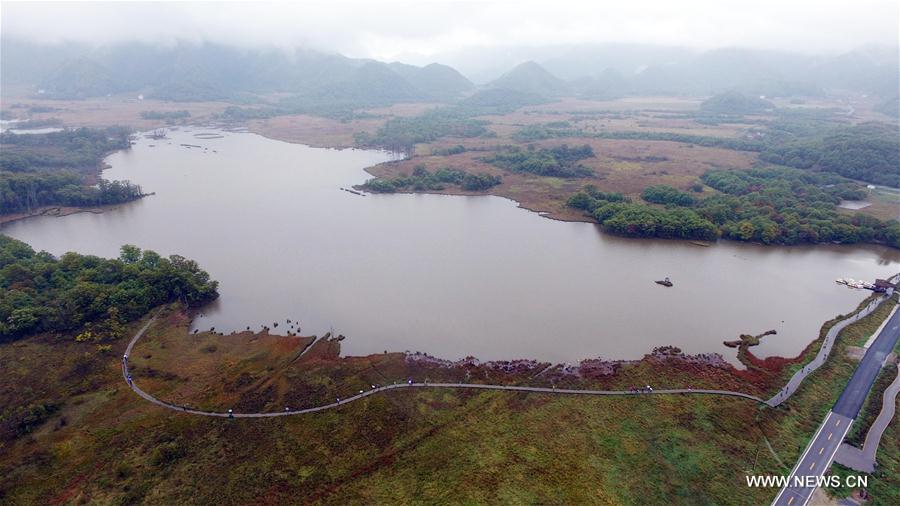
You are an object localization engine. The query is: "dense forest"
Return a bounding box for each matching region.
[641,185,697,207]
[569,167,900,247]
[0,127,143,214]
[0,172,143,214]
[354,108,492,153]
[759,122,900,187]
[0,236,219,341]
[363,165,500,193]
[569,185,718,241]
[0,127,131,172]
[483,144,595,177]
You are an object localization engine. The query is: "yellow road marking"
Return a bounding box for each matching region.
[788,496,795,505]
[836,419,841,427]
[819,447,824,455]
[828,432,833,440]
[809,462,816,471]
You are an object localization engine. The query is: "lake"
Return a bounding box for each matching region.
[3,128,898,365]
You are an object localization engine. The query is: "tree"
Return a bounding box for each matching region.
[0,236,219,342]
[119,245,141,264]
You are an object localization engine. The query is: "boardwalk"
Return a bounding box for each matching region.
[122,316,764,419]
[766,295,890,408]
[124,290,897,419]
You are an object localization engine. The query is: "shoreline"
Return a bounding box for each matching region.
[134,293,898,416]
[0,196,151,227]
[1,205,109,226]
[351,169,900,253]
[181,287,896,394]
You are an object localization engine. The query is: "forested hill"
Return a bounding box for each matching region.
[0,127,130,172]
[487,61,569,97]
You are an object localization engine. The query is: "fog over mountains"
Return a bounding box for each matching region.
[2,38,897,108]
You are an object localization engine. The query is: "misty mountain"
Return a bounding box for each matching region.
[808,46,900,96]
[40,58,121,99]
[3,38,897,109]
[487,61,569,97]
[388,62,475,100]
[1,39,475,105]
[541,44,694,79]
[0,39,95,89]
[570,68,631,99]
[431,44,899,98]
[306,61,424,104]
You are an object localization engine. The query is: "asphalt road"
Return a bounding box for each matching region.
[773,301,900,506]
[772,411,854,506]
[833,306,900,418]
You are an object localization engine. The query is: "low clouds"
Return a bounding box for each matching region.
[3,0,897,59]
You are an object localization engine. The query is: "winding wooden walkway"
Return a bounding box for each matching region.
[766,295,889,407]
[122,316,765,418]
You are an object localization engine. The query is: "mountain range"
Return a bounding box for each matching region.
[2,39,897,109]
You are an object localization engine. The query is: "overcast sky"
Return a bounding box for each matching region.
[3,1,898,60]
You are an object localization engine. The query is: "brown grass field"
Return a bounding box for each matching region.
[367,136,757,220]
[1,296,897,504]
[1,94,231,130]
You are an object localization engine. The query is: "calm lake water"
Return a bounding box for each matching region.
[3,128,898,364]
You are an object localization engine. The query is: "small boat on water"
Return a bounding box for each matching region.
[655,277,673,287]
[836,278,847,285]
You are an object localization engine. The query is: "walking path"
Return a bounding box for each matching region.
[767,286,896,408]
[122,316,764,418]
[834,359,900,473]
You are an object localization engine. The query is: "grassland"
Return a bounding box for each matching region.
[2,294,898,504]
[353,95,895,225]
[1,94,232,131]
